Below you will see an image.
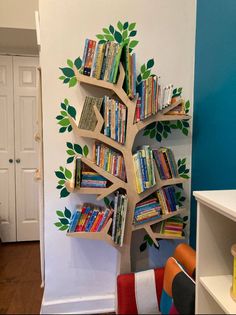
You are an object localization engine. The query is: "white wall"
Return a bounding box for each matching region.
[0,0,38,29]
[39,0,196,313]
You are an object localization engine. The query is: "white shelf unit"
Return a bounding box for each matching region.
[193,190,236,314]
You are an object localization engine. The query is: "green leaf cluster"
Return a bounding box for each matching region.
[96,21,139,52]
[139,234,160,252]
[56,99,76,133]
[175,189,186,207]
[177,158,190,179]
[59,57,82,87]
[137,58,155,84]
[55,166,72,198]
[66,142,89,164]
[185,100,191,114]
[54,207,72,231]
[172,87,183,98]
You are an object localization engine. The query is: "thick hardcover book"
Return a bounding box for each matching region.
[78,96,103,131]
[75,157,82,188]
[69,210,81,232]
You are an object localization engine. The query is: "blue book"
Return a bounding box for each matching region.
[164,187,176,212]
[85,210,99,232]
[134,214,161,225]
[81,175,106,181]
[69,210,81,232]
[81,39,89,70]
[135,202,159,215]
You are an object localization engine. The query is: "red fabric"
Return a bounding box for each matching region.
[117,268,165,315]
[169,303,179,315]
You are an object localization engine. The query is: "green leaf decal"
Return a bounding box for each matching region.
[59,225,68,231]
[56,115,64,120]
[58,118,70,127]
[65,168,72,180]
[104,34,114,41]
[129,30,137,37]
[60,187,70,198]
[67,149,75,156]
[170,124,178,129]
[178,165,186,174]
[59,76,66,80]
[58,179,65,185]
[142,69,151,80]
[177,120,182,129]
[67,157,74,164]
[143,130,150,136]
[67,106,76,119]
[59,67,75,78]
[63,78,70,84]
[182,128,188,136]
[67,59,73,68]
[68,125,73,132]
[137,74,142,83]
[146,122,156,130]
[69,77,77,87]
[56,185,63,189]
[60,111,67,116]
[61,102,66,110]
[59,127,67,133]
[147,58,154,69]
[129,40,139,49]
[59,166,64,172]
[67,142,73,149]
[156,133,162,142]
[163,131,168,138]
[74,56,82,70]
[183,121,189,128]
[54,222,62,227]
[103,28,110,34]
[117,21,123,31]
[64,208,72,219]
[109,25,115,34]
[55,171,65,179]
[122,30,128,40]
[83,145,89,157]
[156,122,163,133]
[150,129,156,138]
[74,144,82,154]
[123,22,128,30]
[64,99,69,105]
[141,64,146,73]
[164,125,171,133]
[96,34,104,40]
[98,40,106,44]
[114,31,122,43]
[128,22,136,31]
[180,174,190,179]
[56,210,64,217]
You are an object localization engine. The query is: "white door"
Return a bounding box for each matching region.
[0,56,16,242]
[13,56,40,241]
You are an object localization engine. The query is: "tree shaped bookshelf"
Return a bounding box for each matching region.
[66,64,191,274]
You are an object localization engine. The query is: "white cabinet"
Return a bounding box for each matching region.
[194,190,236,314]
[0,55,40,242]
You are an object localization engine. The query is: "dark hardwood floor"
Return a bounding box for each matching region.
[0,241,43,314]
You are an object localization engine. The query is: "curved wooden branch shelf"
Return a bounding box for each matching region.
[66,218,120,250]
[132,207,186,231]
[135,99,191,132]
[136,177,187,203]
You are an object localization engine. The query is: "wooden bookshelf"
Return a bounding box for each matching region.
[67,63,190,274]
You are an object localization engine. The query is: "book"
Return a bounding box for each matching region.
[78,96,103,131]
[74,157,82,188]
[69,209,81,232]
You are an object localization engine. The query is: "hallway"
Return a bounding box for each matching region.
[0,241,43,314]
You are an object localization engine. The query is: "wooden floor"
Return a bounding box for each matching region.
[0,241,43,314]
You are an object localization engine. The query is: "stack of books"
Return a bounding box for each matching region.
[160,216,184,237]
[133,196,161,225]
[93,142,126,181]
[74,158,107,188]
[81,38,123,84]
[121,44,136,99]
[156,186,179,215]
[112,192,128,246]
[135,81,175,122]
[133,145,156,194]
[78,96,103,131]
[103,96,127,144]
[69,203,113,233]
[152,147,179,180]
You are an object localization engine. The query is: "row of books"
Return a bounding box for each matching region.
[133,196,161,225]
[135,79,175,122]
[112,192,128,246]
[74,158,107,188]
[93,142,126,181]
[156,186,179,215]
[153,147,179,180]
[133,145,156,194]
[69,203,113,233]
[81,39,122,84]
[103,96,127,144]
[159,216,184,237]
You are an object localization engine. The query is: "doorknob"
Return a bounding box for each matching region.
[16,159,21,163]
[9,159,13,163]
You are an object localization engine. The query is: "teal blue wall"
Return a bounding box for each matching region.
[191,0,236,247]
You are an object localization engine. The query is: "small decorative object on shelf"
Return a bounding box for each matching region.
[231,244,236,301]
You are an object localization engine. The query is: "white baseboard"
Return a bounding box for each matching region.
[40,293,115,314]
